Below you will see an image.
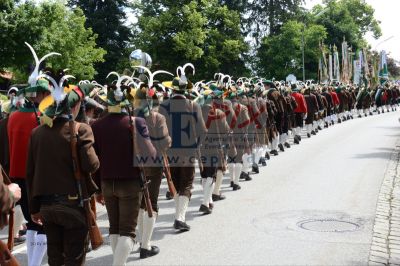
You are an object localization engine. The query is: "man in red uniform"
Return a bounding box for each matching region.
[329,87,340,123]
[291,84,307,144]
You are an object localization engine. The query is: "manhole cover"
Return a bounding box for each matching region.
[297,219,360,233]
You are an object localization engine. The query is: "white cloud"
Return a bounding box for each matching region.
[305,0,400,61]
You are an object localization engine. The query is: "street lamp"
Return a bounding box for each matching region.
[373,36,395,50]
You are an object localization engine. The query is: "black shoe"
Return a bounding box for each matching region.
[199,204,212,214]
[378,110,381,114]
[166,191,173,200]
[140,246,160,259]
[212,194,226,201]
[314,129,318,133]
[331,121,335,125]
[232,183,241,191]
[342,117,347,121]
[369,112,373,116]
[278,143,285,152]
[230,181,234,187]
[311,130,316,136]
[324,123,328,128]
[338,119,342,123]
[252,163,259,174]
[294,138,300,144]
[382,110,385,113]
[174,220,190,231]
[358,114,362,118]
[307,133,311,138]
[284,142,290,148]
[364,113,367,117]
[259,157,267,166]
[297,135,302,141]
[240,171,252,181]
[265,152,270,160]
[14,235,26,245]
[270,150,279,156]
[318,126,322,130]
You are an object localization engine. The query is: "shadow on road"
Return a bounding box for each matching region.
[353,151,392,160]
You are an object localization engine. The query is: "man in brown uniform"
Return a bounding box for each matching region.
[227,89,250,188]
[92,83,156,265]
[26,83,100,266]
[133,84,171,259]
[158,77,207,232]
[199,89,230,214]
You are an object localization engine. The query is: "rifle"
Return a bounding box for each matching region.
[68,118,103,250]
[212,104,227,172]
[161,152,176,198]
[190,101,204,173]
[128,106,153,218]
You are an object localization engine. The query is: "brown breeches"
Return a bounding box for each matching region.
[102,179,142,238]
[170,166,195,198]
[41,204,88,266]
[141,167,163,212]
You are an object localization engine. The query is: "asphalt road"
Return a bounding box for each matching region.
[3,109,400,265]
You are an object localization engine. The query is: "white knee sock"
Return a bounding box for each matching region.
[242,154,251,172]
[142,212,157,251]
[174,195,179,220]
[29,233,47,266]
[26,230,37,265]
[271,136,279,150]
[212,170,223,195]
[234,163,242,185]
[178,196,190,222]
[136,208,144,243]
[254,148,263,164]
[112,236,133,266]
[306,124,312,134]
[227,163,234,182]
[202,177,214,206]
[109,234,119,254]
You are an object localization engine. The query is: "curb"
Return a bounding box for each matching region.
[369,142,400,265]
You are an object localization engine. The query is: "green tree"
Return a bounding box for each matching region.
[246,0,304,43]
[195,3,249,78]
[134,0,248,79]
[0,1,105,82]
[257,20,327,80]
[312,0,381,50]
[68,0,132,82]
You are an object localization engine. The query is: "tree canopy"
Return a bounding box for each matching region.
[0,1,105,83]
[67,0,132,82]
[134,0,248,79]
[257,20,327,80]
[312,0,381,50]
[0,0,389,83]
